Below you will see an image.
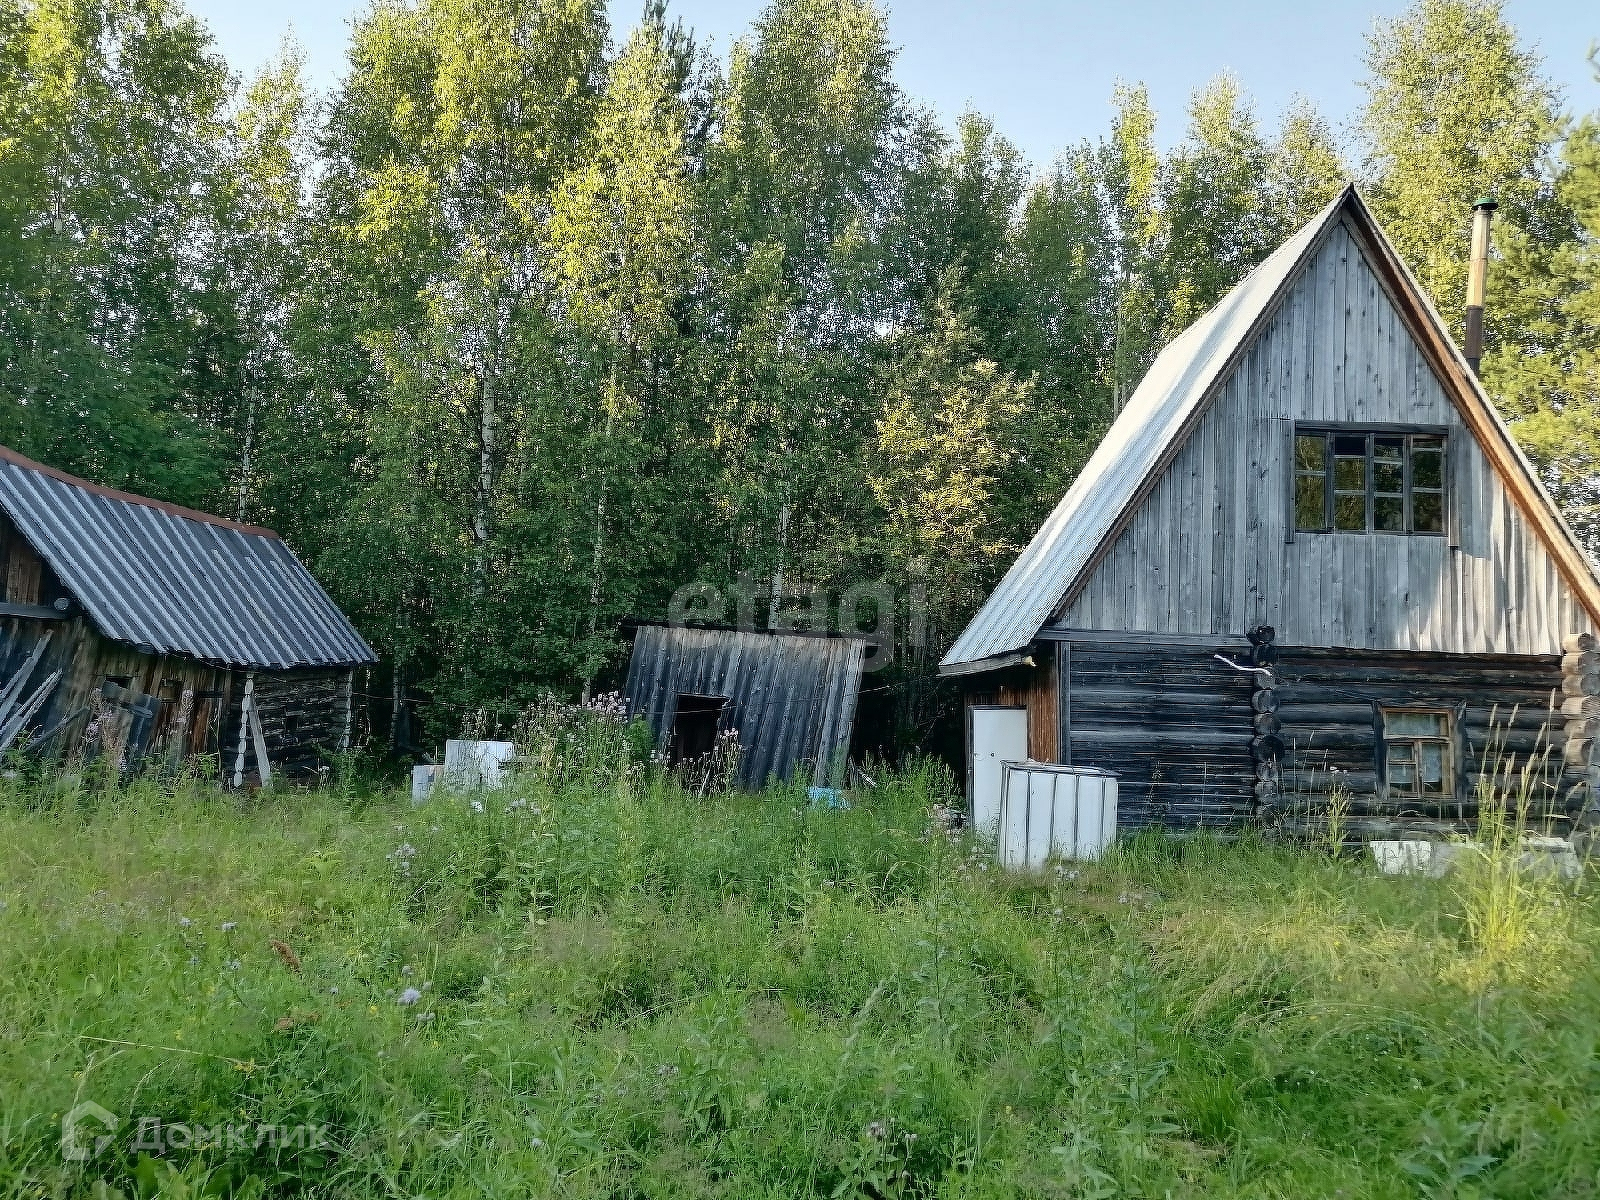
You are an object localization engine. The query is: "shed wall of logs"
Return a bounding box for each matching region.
[1265,644,1580,838]
[1055,636,1258,829]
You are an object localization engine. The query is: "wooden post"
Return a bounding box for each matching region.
[231,671,254,789]
[337,669,354,754]
[249,703,272,789]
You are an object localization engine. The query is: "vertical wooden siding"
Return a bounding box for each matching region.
[963,650,1059,764]
[1060,218,1594,654]
[624,626,867,788]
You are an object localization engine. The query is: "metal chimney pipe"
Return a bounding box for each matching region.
[1463,195,1497,376]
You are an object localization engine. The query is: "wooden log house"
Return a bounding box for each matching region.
[0,445,376,782]
[944,186,1600,841]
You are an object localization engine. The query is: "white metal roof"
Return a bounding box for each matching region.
[941,186,1351,671]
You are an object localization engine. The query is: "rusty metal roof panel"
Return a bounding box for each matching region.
[941,187,1353,671]
[0,447,376,670]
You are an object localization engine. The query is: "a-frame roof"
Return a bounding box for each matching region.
[942,184,1600,673]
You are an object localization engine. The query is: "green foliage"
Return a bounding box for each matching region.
[9,0,1600,750]
[1359,0,1566,345]
[0,766,1596,1197]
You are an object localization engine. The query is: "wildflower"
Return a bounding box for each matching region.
[866,1120,887,1140]
[470,800,485,814]
[529,1137,544,1149]
[225,959,242,972]
[220,921,237,932]
[177,916,193,928]
[187,955,199,967]
[398,987,422,1006]
[328,986,339,995]
[401,964,413,977]
[656,1064,678,1077]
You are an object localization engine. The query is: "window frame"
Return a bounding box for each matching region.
[1292,423,1448,537]
[1375,704,1464,803]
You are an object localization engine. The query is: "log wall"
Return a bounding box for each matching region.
[1058,636,1258,829]
[1267,645,1576,837]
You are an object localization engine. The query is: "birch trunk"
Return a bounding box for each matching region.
[582,362,620,704]
[473,366,495,592]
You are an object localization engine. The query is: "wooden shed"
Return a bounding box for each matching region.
[624,624,867,788]
[0,445,376,782]
[944,185,1600,841]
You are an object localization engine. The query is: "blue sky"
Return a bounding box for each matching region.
[191,0,1598,165]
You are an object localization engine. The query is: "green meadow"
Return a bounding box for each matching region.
[1,739,1596,1199]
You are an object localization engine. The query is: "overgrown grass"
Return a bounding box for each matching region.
[0,757,1596,1198]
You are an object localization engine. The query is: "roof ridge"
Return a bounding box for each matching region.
[0,444,282,540]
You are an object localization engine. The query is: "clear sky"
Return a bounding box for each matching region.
[190,0,1599,165]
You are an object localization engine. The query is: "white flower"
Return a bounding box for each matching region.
[225,958,242,971]
[398,987,422,1006]
[470,800,485,814]
[529,1137,544,1149]
[400,964,413,977]
[220,921,237,932]
[328,986,339,995]
[177,916,193,928]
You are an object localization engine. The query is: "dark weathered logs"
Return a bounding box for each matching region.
[1253,713,1281,735]
[1251,691,1278,714]
[1251,733,1285,759]
[1564,633,1597,655]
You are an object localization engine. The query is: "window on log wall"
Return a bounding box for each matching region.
[1379,707,1455,799]
[1294,427,1445,535]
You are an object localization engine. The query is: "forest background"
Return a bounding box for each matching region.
[3,0,1599,752]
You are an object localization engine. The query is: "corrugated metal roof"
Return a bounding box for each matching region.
[0,446,376,670]
[941,187,1354,671]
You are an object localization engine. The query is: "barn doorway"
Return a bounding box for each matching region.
[669,694,729,764]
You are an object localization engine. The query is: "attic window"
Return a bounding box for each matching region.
[1294,428,1445,535]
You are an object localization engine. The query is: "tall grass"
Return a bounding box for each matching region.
[0,730,1596,1197]
[1446,718,1584,992]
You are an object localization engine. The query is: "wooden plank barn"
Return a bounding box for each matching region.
[943,185,1600,841]
[0,445,376,782]
[625,624,867,788]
